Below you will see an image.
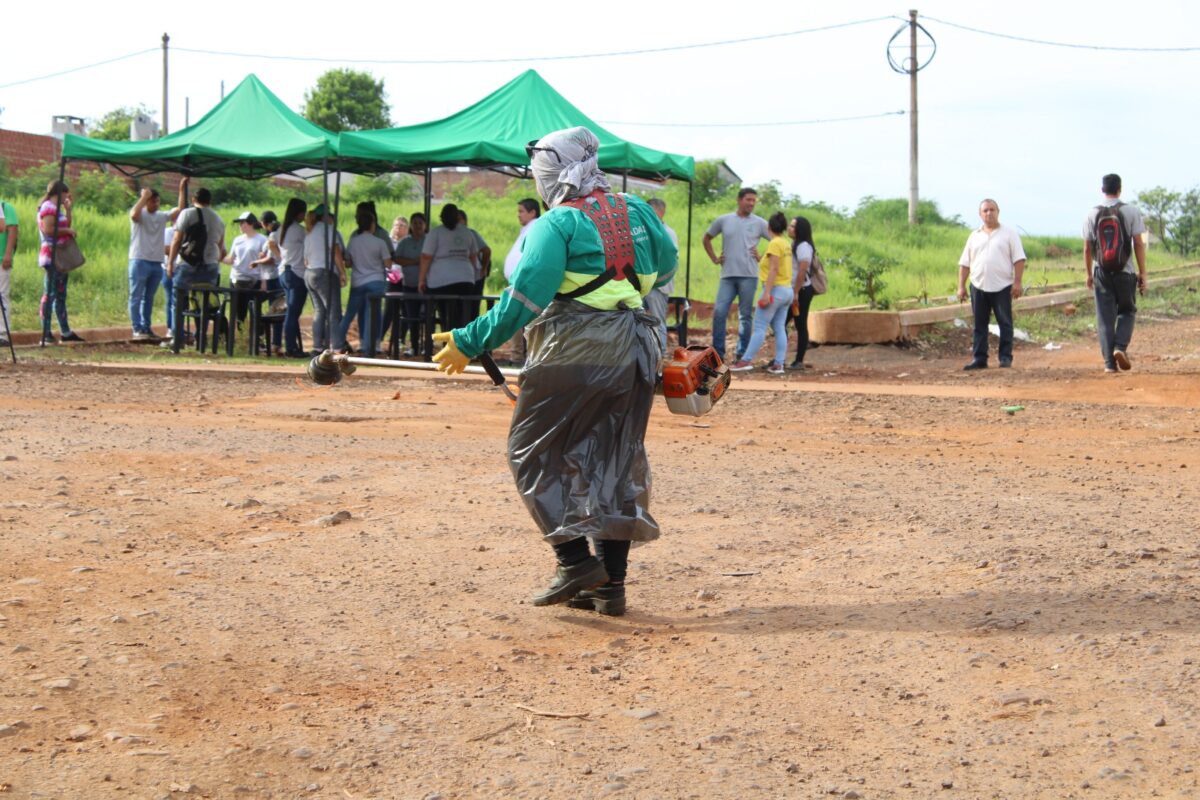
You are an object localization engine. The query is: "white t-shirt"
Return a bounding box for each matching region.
[504,221,533,281]
[161,226,174,269]
[229,232,269,282]
[279,223,306,273]
[260,230,280,280]
[958,223,1027,292]
[421,225,477,288]
[792,241,814,289]
[129,208,170,262]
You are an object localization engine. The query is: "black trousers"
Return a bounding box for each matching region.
[970,284,1014,364]
[788,284,816,364]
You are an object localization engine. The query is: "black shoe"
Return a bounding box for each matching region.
[962,361,987,371]
[60,332,85,343]
[531,557,608,606]
[999,359,1012,368]
[787,361,807,371]
[40,335,56,346]
[566,583,627,616]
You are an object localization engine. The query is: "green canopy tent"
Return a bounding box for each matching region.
[55,74,355,350]
[60,73,345,179]
[338,69,698,304]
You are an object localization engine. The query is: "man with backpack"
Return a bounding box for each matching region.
[1084,174,1147,373]
[167,181,226,351]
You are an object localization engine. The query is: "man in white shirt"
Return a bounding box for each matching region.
[956,198,1026,370]
[129,186,183,340]
[502,198,540,365]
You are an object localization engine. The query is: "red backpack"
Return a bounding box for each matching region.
[1093,203,1131,273]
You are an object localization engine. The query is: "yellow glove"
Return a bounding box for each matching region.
[431,331,469,375]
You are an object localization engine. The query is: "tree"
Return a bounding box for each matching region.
[835,253,895,309]
[691,159,731,204]
[88,105,155,141]
[1137,186,1181,252]
[302,69,391,132]
[1169,189,1200,257]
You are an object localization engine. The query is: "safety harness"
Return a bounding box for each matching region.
[554,190,641,300]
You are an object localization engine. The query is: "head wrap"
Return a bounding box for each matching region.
[528,126,611,209]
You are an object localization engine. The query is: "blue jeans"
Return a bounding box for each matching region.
[1093,267,1138,369]
[339,280,386,350]
[128,259,163,333]
[40,268,72,335]
[162,268,174,332]
[712,276,758,361]
[969,284,1015,365]
[741,285,794,365]
[280,268,308,354]
[172,263,221,349]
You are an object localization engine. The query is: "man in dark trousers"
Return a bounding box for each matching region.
[1084,173,1148,373]
[956,198,1026,370]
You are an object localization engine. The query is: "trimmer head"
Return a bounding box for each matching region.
[305,350,355,385]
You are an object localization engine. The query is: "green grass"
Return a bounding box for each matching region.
[3,187,1193,333]
[1012,281,1200,344]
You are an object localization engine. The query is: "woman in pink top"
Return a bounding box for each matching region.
[37,180,84,344]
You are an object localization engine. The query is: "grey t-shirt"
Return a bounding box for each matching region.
[346,230,392,285]
[468,227,489,281]
[706,212,770,278]
[1083,199,1147,274]
[304,222,345,271]
[175,206,225,266]
[421,225,476,289]
[393,234,425,287]
[129,208,169,262]
[655,224,679,297]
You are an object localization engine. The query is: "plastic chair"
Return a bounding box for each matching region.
[180,284,229,354]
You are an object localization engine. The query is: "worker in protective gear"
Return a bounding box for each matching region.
[433,126,678,616]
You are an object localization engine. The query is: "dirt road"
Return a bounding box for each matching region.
[1,319,1198,799]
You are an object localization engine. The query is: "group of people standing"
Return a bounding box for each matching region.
[119,182,503,357]
[702,187,819,373]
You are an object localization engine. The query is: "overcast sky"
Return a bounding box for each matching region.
[2,0,1196,235]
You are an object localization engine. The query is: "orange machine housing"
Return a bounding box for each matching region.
[661,345,731,416]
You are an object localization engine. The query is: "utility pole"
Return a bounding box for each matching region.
[908,9,919,226]
[161,33,170,135]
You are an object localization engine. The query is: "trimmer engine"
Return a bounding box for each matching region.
[661,345,730,416]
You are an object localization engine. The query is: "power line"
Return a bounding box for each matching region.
[0,48,158,90]
[173,17,894,65]
[923,15,1200,52]
[599,110,905,128]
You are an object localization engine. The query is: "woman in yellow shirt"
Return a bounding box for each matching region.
[730,212,793,374]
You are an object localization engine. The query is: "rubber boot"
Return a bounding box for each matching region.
[530,557,608,606]
[566,582,627,616]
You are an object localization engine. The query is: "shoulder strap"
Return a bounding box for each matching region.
[555,191,641,300]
